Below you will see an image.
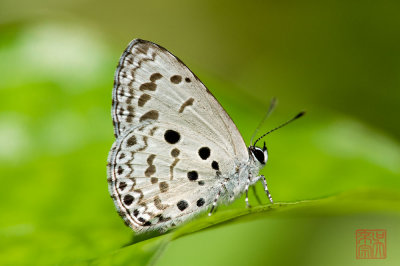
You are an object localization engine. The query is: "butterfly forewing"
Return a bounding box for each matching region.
[108,39,248,232]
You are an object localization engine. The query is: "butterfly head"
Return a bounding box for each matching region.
[249,141,268,165]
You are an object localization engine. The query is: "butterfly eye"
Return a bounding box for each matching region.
[252,147,266,164]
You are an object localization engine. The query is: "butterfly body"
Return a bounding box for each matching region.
[107,39,271,233]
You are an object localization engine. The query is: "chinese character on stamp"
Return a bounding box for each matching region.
[356,229,387,259]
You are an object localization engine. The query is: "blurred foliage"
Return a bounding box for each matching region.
[0,1,400,265]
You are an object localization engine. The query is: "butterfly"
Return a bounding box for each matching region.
[107,39,304,233]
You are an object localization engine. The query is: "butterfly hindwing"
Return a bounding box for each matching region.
[108,124,224,231]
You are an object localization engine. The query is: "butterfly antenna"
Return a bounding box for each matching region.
[250,97,277,146]
[253,111,306,147]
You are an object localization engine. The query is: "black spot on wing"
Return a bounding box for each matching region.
[177,200,188,211]
[196,198,205,207]
[187,171,198,181]
[198,147,210,160]
[123,194,134,205]
[164,130,180,144]
[117,166,124,175]
[118,182,127,190]
[143,221,152,226]
[212,161,219,170]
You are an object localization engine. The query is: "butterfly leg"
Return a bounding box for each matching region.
[208,189,221,216]
[261,175,273,203]
[245,174,252,208]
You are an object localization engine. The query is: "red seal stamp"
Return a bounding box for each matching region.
[356,229,387,259]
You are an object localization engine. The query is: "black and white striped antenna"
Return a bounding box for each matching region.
[253,111,305,147]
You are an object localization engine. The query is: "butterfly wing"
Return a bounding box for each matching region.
[108,39,248,232]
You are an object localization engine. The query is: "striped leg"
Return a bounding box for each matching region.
[261,175,273,203]
[208,189,221,216]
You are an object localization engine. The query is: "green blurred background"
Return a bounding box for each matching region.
[0,0,399,265]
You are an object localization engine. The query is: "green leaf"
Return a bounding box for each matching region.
[89,188,400,265]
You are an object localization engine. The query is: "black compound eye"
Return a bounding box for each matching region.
[253,148,265,164]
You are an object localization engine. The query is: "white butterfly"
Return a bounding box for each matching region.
[107,39,303,233]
